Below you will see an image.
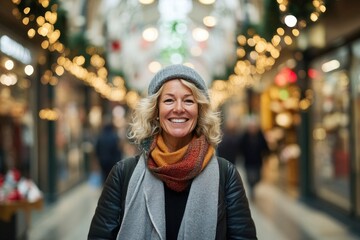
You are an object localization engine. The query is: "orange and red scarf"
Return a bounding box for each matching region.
[147,134,214,192]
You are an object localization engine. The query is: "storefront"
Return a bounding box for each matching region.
[0,26,43,239]
[260,65,302,195]
[285,0,360,225]
[0,32,38,180]
[54,74,89,193]
[0,22,94,202]
[309,45,351,211]
[350,38,360,217]
[307,34,360,219]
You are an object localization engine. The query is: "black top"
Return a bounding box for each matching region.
[164,183,190,240]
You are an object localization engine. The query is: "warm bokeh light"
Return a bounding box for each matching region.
[24,65,34,76]
[142,27,158,42]
[4,60,14,70]
[192,27,209,42]
[203,16,217,27]
[148,61,162,73]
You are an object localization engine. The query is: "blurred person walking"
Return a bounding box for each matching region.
[88,64,257,239]
[217,116,242,165]
[94,117,122,182]
[240,115,270,199]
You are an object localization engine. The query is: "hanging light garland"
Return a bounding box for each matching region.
[210,0,327,108]
[236,0,326,82]
[238,0,326,80]
[11,0,326,110]
[11,0,134,106]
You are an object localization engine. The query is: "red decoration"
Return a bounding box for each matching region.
[275,67,297,86]
[7,189,22,201]
[199,41,207,49]
[111,40,122,52]
[140,38,150,49]
[0,174,4,187]
[308,68,319,79]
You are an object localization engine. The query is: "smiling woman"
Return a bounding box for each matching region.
[88,64,257,240]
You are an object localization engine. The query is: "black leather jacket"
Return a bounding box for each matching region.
[88,156,257,240]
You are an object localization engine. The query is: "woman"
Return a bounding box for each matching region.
[88,64,257,240]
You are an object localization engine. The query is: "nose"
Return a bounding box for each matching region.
[173,100,185,112]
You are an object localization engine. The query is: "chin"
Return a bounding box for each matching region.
[167,131,193,138]
[170,133,191,138]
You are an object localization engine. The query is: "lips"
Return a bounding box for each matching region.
[169,118,187,123]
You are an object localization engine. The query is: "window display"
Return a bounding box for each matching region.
[0,34,35,181]
[55,79,86,192]
[350,39,360,216]
[261,67,302,193]
[310,46,351,210]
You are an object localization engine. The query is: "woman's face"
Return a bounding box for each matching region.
[158,79,199,148]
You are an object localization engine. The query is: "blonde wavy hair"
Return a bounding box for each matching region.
[128,79,222,147]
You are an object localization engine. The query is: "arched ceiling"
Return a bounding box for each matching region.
[60,0,262,93]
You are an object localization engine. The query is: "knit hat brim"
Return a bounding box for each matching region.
[148,64,209,99]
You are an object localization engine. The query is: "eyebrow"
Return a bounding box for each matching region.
[162,93,194,98]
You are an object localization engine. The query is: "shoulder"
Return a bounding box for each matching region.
[109,155,140,181]
[216,157,239,186]
[114,155,140,172]
[217,157,236,172]
[216,156,247,195]
[117,154,140,165]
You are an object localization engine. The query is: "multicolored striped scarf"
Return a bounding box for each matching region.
[148,134,214,192]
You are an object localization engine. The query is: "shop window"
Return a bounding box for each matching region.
[350,39,360,216]
[310,46,351,210]
[55,80,86,192]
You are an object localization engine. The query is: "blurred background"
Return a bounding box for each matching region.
[0,0,360,239]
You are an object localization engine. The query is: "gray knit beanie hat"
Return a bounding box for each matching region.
[148,64,209,99]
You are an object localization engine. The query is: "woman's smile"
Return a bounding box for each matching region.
[169,118,187,123]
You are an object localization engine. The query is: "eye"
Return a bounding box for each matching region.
[184,98,195,105]
[163,98,174,104]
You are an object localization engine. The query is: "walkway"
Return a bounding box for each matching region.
[27,171,360,240]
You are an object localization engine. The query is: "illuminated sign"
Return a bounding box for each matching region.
[0,35,32,64]
[275,67,297,86]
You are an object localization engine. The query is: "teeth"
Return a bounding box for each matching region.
[171,119,186,123]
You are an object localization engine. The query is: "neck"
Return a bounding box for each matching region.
[161,133,194,152]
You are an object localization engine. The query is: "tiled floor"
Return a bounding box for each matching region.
[26,169,360,240]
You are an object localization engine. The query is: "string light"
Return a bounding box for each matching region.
[12,0,130,106]
[12,0,326,110]
[210,0,327,109]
